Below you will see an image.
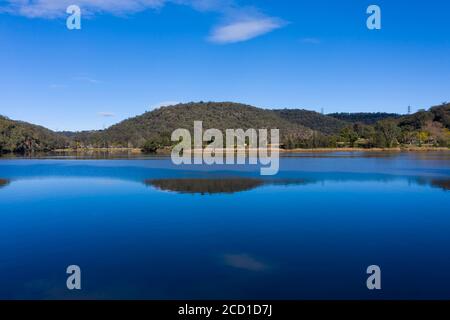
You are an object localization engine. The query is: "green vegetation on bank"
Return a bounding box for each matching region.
[0,115,68,153]
[1,102,449,154]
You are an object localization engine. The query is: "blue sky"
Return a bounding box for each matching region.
[0,0,449,131]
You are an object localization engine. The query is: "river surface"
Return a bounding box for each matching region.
[0,152,449,299]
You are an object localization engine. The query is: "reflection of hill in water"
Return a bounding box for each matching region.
[429,179,450,191]
[145,178,308,195]
[145,178,265,195]
[146,176,450,194]
[0,179,10,188]
[416,178,450,191]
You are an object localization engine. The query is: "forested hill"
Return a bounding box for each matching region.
[71,102,314,148]
[1,102,449,153]
[71,102,448,150]
[0,115,68,153]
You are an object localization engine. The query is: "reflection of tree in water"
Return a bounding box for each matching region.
[145,178,265,195]
[0,179,10,188]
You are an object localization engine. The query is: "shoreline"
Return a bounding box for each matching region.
[50,147,450,154]
[280,147,450,153]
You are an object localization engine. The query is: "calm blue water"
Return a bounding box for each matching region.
[0,152,449,299]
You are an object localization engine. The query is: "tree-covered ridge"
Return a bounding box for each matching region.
[327,112,401,125]
[0,115,69,153]
[273,109,348,135]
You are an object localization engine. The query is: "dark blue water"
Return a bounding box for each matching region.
[1,152,449,299]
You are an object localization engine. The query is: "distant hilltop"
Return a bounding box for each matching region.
[1,101,449,154]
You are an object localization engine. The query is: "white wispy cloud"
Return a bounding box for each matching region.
[0,0,164,18]
[175,0,233,12]
[209,17,284,44]
[222,253,268,271]
[98,112,115,117]
[300,37,321,44]
[73,76,102,84]
[49,83,67,89]
[151,101,181,109]
[1,0,286,43]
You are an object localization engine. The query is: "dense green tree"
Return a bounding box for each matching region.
[339,126,359,147]
[142,140,160,153]
[375,120,401,147]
